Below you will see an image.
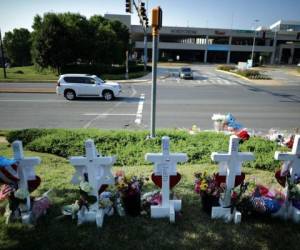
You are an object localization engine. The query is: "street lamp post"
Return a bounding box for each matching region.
[250,19,259,67]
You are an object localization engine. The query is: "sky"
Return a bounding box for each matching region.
[0,0,300,34]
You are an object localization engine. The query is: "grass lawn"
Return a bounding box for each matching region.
[0,66,149,83]
[0,66,58,82]
[0,141,299,250]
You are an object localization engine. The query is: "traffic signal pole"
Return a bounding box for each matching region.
[150,6,162,138]
[143,33,148,71]
[132,0,148,71]
[150,26,158,138]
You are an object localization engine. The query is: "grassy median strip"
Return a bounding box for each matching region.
[0,141,297,250]
[6,128,285,170]
[0,66,150,82]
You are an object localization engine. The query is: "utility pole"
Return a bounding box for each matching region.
[150,6,162,138]
[131,0,149,71]
[250,19,259,67]
[0,29,7,79]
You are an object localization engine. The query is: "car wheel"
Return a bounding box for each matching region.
[103,90,114,101]
[64,90,76,100]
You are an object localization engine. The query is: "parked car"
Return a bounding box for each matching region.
[179,67,193,79]
[56,74,121,101]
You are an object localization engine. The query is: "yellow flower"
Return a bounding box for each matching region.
[200,182,208,191]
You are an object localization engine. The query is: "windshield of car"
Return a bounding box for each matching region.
[181,68,191,72]
[94,76,105,83]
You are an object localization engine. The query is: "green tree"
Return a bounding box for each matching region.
[89,15,129,64]
[3,28,32,66]
[31,13,72,73]
[57,13,92,63]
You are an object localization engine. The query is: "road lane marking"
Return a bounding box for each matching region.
[134,94,145,125]
[83,84,137,128]
[83,113,136,116]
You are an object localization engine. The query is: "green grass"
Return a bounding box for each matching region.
[6,129,286,170]
[0,66,58,82]
[0,142,298,250]
[0,66,149,82]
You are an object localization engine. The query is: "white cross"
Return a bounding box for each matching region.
[12,140,41,223]
[69,139,115,227]
[145,136,188,223]
[211,135,254,206]
[275,135,300,182]
[211,135,254,223]
[273,135,300,223]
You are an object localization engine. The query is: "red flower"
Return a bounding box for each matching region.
[236,130,250,141]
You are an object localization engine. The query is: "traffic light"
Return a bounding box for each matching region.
[125,0,132,13]
[139,2,146,18]
[152,6,162,29]
[145,17,149,28]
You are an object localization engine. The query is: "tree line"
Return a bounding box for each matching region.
[3,12,129,73]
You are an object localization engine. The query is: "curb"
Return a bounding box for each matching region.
[215,69,282,86]
[215,69,251,82]
[0,88,55,94]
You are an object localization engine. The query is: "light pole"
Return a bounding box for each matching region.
[250,19,259,67]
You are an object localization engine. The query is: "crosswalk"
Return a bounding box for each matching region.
[159,77,238,85]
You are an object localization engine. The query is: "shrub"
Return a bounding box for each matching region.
[6,129,284,170]
[235,70,271,80]
[61,64,151,76]
[217,65,236,71]
[13,70,24,74]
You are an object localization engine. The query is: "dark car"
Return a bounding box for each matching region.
[179,67,193,79]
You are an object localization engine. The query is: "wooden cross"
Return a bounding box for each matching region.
[69,139,115,227]
[275,135,300,182]
[12,140,41,223]
[211,135,254,207]
[145,136,188,222]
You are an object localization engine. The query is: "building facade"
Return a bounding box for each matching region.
[105,14,300,64]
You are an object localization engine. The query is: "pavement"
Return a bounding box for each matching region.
[0,65,299,131]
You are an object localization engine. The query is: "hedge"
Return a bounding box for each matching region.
[6,129,285,170]
[61,63,151,75]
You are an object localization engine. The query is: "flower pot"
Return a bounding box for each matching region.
[201,193,219,214]
[123,192,141,216]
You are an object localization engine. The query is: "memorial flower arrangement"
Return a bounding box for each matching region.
[115,170,148,216]
[64,178,114,218]
[211,113,250,141]
[194,171,249,214]
[275,162,300,210]
[194,172,225,213]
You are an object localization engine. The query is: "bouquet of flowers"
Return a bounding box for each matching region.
[275,162,300,210]
[194,171,249,214]
[63,175,114,219]
[194,172,225,213]
[115,170,148,216]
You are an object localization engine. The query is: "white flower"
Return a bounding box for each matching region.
[79,181,93,193]
[211,113,226,121]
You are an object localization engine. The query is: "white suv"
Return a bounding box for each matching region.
[56,74,121,101]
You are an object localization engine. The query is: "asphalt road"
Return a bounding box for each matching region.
[0,65,299,132]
